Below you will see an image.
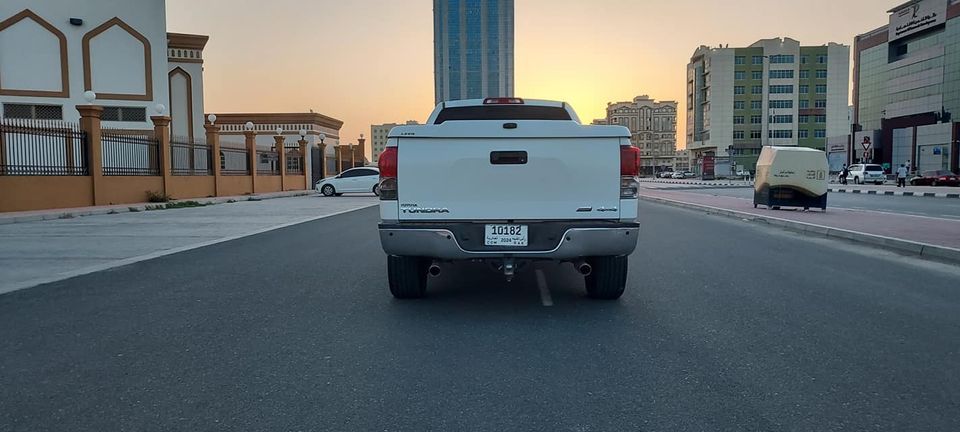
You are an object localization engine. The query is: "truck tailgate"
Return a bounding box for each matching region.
[397,137,620,221]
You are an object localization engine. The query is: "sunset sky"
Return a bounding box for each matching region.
[166,0,903,154]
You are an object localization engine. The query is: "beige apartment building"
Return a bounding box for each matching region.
[605,95,678,175]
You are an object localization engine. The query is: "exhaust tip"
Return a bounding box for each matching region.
[577,263,592,276]
[428,264,441,277]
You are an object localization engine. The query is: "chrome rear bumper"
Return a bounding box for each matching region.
[379,223,639,260]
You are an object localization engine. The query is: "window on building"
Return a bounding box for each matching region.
[799,70,810,79]
[799,115,810,123]
[752,56,764,65]
[769,70,794,79]
[735,71,745,80]
[815,84,827,94]
[815,99,827,108]
[799,85,809,93]
[735,56,745,65]
[817,55,828,64]
[769,85,794,94]
[751,85,763,94]
[815,114,827,123]
[769,115,793,124]
[815,129,826,138]
[799,129,809,139]
[102,106,147,122]
[751,100,762,110]
[751,70,763,80]
[750,130,762,139]
[769,54,795,64]
[750,115,762,124]
[799,99,810,109]
[769,130,793,138]
[2,103,63,120]
[801,55,809,64]
[734,86,745,95]
[734,130,745,140]
[733,115,745,124]
[816,69,828,79]
[734,101,745,110]
[769,100,793,109]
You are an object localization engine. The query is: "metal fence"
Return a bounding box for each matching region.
[101,129,160,176]
[170,136,212,176]
[220,140,249,175]
[285,146,304,175]
[256,147,280,175]
[0,119,88,176]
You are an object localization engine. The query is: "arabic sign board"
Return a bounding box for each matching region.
[889,0,947,42]
[828,142,847,153]
[702,155,715,177]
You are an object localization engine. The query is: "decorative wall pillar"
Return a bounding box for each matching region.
[205,123,221,196]
[151,116,172,197]
[275,135,286,191]
[298,139,308,190]
[245,130,257,194]
[77,105,104,204]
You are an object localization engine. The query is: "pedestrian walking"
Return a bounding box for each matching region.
[840,164,849,185]
[896,164,908,188]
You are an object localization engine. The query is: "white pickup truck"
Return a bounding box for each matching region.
[377,98,640,300]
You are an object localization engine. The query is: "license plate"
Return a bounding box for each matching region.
[484,224,528,247]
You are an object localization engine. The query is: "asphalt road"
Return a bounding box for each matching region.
[677,187,960,220]
[2,203,959,431]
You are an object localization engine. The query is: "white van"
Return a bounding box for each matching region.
[754,146,829,211]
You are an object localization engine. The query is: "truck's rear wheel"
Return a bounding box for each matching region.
[387,255,428,299]
[584,256,628,300]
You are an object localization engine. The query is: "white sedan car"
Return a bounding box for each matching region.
[315,167,380,196]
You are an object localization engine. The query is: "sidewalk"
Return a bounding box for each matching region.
[640,188,960,263]
[0,195,378,295]
[0,190,315,225]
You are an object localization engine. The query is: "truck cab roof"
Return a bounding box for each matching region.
[390,98,629,140]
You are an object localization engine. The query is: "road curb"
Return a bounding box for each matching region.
[0,191,314,225]
[827,188,959,199]
[641,195,960,264]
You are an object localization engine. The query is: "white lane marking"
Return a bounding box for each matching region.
[535,269,553,307]
[0,203,379,296]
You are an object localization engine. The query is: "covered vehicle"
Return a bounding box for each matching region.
[909,170,960,187]
[754,146,828,211]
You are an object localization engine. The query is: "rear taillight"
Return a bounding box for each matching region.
[620,145,640,177]
[620,145,640,198]
[378,147,398,200]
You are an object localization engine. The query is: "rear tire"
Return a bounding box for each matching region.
[585,256,628,300]
[932,180,939,187]
[321,184,335,197]
[387,255,428,299]
[373,184,380,196]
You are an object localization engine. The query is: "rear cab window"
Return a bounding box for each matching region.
[434,106,572,124]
